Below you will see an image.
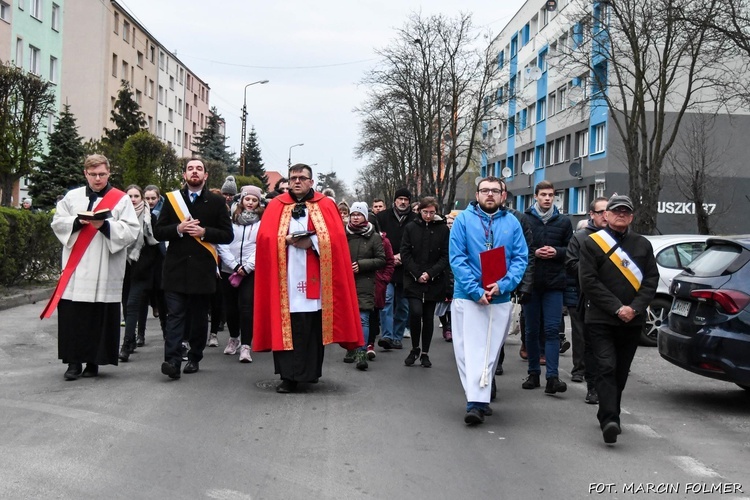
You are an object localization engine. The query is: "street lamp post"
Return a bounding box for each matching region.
[239,79,269,176]
[288,143,304,167]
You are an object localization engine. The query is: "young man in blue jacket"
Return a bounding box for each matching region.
[449,176,528,425]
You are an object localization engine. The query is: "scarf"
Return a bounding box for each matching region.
[236,210,259,226]
[532,201,554,224]
[393,205,411,224]
[346,220,372,235]
[133,199,146,218]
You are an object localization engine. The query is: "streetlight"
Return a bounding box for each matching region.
[240,79,269,176]
[288,143,304,167]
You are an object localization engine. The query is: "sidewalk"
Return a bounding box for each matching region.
[0,284,54,312]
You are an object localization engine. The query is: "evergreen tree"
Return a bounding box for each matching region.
[243,127,269,189]
[102,80,146,172]
[28,104,86,209]
[120,130,167,189]
[193,107,235,170]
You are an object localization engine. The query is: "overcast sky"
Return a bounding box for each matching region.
[119,0,525,188]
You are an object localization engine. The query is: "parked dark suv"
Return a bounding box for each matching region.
[658,236,750,392]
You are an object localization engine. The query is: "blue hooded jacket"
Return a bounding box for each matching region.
[449,202,528,304]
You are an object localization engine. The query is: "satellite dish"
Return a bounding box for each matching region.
[521,161,535,175]
[527,67,542,81]
[569,161,582,178]
[501,167,512,178]
[475,176,483,186]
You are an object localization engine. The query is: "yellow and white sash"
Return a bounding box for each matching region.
[590,229,643,291]
[166,190,218,265]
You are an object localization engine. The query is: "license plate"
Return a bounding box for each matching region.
[672,299,691,317]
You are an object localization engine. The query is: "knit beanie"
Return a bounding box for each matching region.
[394,188,412,201]
[350,202,369,217]
[240,185,263,201]
[221,175,238,196]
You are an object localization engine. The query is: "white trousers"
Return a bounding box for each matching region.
[452,299,512,403]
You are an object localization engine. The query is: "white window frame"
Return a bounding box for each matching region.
[557,86,566,112]
[51,3,60,30]
[554,189,565,212]
[29,45,41,75]
[49,56,58,84]
[30,0,40,19]
[576,187,587,214]
[1,1,10,22]
[548,92,556,117]
[593,123,606,153]
[15,38,23,67]
[537,97,546,122]
[576,129,589,157]
[595,182,606,199]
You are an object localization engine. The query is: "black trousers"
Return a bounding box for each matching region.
[570,308,598,388]
[164,291,210,366]
[588,322,641,428]
[273,310,324,383]
[220,271,255,346]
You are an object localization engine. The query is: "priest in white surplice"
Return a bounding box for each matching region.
[49,154,140,381]
[449,176,528,425]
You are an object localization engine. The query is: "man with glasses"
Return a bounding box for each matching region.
[578,195,658,444]
[48,154,140,380]
[376,188,416,350]
[565,197,608,404]
[254,163,362,393]
[449,176,528,424]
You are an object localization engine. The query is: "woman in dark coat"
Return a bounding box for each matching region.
[400,196,450,367]
[345,202,386,370]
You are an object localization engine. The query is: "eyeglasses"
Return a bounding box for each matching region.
[289,176,310,183]
[86,172,109,179]
[420,210,436,216]
[478,188,503,195]
[592,210,605,215]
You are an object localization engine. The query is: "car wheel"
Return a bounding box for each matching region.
[640,298,671,347]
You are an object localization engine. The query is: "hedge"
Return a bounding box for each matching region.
[0,208,61,286]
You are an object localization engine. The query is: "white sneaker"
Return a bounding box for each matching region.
[224,337,240,355]
[207,332,219,347]
[239,344,252,363]
[403,329,411,338]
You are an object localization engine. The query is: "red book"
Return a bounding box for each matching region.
[480,246,507,289]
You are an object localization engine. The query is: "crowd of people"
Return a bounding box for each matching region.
[45,154,659,444]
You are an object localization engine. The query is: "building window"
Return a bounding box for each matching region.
[555,137,566,163]
[112,54,117,77]
[137,51,143,68]
[15,38,23,67]
[576,187,588,214]
[548,92,556,116]
[535,144,545,167]
[135,90,142,106]
[528,103,536,126]
[148,79,154,98]
[49,56,58,83]
[114,12,119,34]
[168,108,174,123]
[149,45,155,63]
[30,0,41,19]
[546,141,554,166]
[51,3,60,30]
[554,189,565,211]
[537,97,546,122]
[169,76,175,91]
[157,120,163,139]
[538,49,547,73]
[1,1,11,22]
[121,61,128,80]
[159,51,165,70]
[557,86,566,112]
[593,123,606,153]
[158,85,164,105]
[595,181,606,199]
[123,21,130,43]
[29,45,41,75]
[575,129,589,157]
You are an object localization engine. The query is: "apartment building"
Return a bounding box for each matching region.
[484,0,750,234]
[0,0,64,206]
[61,0,210,159]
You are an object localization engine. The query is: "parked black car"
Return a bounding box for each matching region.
[658,236,750,392]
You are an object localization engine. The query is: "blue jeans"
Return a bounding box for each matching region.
[524,289,563,378]
[380,283,409,342]
[358,310,370,352]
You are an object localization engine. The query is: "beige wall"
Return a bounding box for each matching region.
[183,71,210,158]
[0,0,12,61]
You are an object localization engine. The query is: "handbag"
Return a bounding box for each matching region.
[228,272,244,288]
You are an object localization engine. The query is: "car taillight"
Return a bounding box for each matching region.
[689,289,750,315]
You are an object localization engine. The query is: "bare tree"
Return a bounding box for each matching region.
[666,112,732,234]
[356,12,495,210]
[553,0,738,234]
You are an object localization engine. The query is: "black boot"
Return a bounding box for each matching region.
[64,363,83,381]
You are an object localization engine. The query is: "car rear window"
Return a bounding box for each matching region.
[687,244,741,277]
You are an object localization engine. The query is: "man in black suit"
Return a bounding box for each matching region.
[154,159,233,379]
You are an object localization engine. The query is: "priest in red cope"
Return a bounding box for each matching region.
[254,163,363,393]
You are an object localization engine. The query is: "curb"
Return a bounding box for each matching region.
[0,287,54,312]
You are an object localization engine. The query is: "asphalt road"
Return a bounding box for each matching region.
[1,303,749,500]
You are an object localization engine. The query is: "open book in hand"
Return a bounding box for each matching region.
[77,209,112,221]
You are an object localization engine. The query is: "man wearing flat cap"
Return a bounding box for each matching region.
[578,194,659,445]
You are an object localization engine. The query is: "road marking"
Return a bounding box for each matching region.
[206,489,254,500]
[671,456,722,478]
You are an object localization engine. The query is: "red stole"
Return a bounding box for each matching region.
[40,188,126,319]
